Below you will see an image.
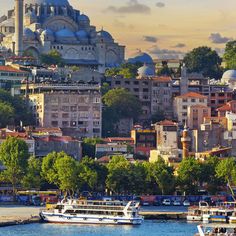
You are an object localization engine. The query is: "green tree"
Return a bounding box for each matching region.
[102,88,142,136]
[216,158,236,198]
[157,61,173,76]
[148,158,175,195]
[106,156,132,194]
[40,50,63,66]
[151,110,165,124]
[54,155,78,196]
[41,151,66,187]
[223,41,236,69]
[0,137,29,196]
[22,156,42,189]
[183,46,222,79]
[82,138,104,158]
[0,102,15,127]
[0,89,34,126]
[177,157,201,194]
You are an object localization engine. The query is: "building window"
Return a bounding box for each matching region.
[51,121,58,127]
[115,81,121,85]
[51,113,58,119]
[70,121,77,127]
[183,99,187,102]
[62,121,69,127]
[191,99,196,102]
[199,99,204,102]
[125,81,130,85]
[143,88,149,92]
[134,88,139,92]
[182,105,187,110]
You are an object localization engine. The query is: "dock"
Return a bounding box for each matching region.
[140,211,187,220]
[0,216,40,227]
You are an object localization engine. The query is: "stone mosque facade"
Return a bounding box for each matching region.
[0,0,125,72]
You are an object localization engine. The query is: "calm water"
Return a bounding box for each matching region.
[0,221,198,236]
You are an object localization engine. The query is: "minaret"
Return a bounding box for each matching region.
[15,0,24,56]
[180,63,188,95]
[181,123,191,159]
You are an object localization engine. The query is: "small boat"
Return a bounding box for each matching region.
[187,201,209,222]
[40,199,144,225]
[195,223,236,236]
[202,208,234,223]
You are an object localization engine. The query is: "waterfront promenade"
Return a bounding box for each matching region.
[0,206,40,227]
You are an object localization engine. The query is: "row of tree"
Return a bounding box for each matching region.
[1,137,236,197]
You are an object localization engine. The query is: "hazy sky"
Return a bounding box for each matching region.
[2,0,236,58]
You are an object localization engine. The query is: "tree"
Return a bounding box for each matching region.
[148,158,175,195]
[82,138,104,158]
[223,41,236,69]
[216,158,236,199]
[177,157,201,194]
[106,156,132,194]
[0,89,34,127]
[40,50,63,66]
[41,151,66,187]
[0,102,15,127]
[157,61,173,76]
[0,137,29,196]
[102,88,142,136]
[54,155,78,196]
[183,46,222,79]
[22,156,42,189]
[151,110,165,124]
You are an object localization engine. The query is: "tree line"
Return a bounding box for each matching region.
[1,137,236,197]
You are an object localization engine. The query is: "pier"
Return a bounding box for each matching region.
[140,211,187,220]
[0,216,40,227]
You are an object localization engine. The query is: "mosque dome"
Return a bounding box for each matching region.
[55,28,77,43]
[137,64,155,78]
[222,70,236,84]
[128,52,153,65]
[25,0,70,6]
[23,28,35,40]
[97,30,113,42]
[79,14,90,22]
[76,30,89,42]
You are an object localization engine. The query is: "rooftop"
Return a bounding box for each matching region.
[157,120,177,126]
[0,65,27,73]
[152,76,172,82]
[176,92,207,99]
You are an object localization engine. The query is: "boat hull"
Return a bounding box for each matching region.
[187,215,202,221]
[40,212,143,225]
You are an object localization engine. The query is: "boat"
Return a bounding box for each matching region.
[195,223,236,236]
[202,207,234,223]
[40,199,144,225]
[187,201,209,222]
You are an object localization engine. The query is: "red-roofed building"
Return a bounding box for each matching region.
[174,92,208,125]
[0,65,29,92]
[0,129,35,155]
[217,100,236,117]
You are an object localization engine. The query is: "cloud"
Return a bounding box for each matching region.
[104,0,151,14]
[147,46,185,59]
[113,19,135,30]
[172,43,186,48]
[156,2,165,8]
[143,36,158,43]
[209,33,232,44]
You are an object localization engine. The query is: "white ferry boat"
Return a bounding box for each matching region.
[195,224,236,236]
[40,199,144,225]
[187,201,209,222]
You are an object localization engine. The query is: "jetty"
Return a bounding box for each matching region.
[0,216,40,227]
[140,211,187,220]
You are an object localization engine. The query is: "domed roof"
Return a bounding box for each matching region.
[25,0,70,6]
[76,30,88,39]
[23,28,35,40]
[138,64,155,78]
[97,30,113,40]
[128,52,153,65]
[222,70,236,83]
[55,28,75,38]
[79,14,90,22]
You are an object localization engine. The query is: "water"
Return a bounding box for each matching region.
[0,221,198,236]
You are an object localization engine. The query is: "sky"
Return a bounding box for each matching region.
[2,0,236,59]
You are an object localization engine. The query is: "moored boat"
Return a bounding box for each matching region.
[187,201,209,222]
[40,199,144,225]
[195,223,236,236]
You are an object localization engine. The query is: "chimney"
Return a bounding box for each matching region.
[15,0,24,56]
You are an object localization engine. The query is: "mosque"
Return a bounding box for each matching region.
[0,0,125,72]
